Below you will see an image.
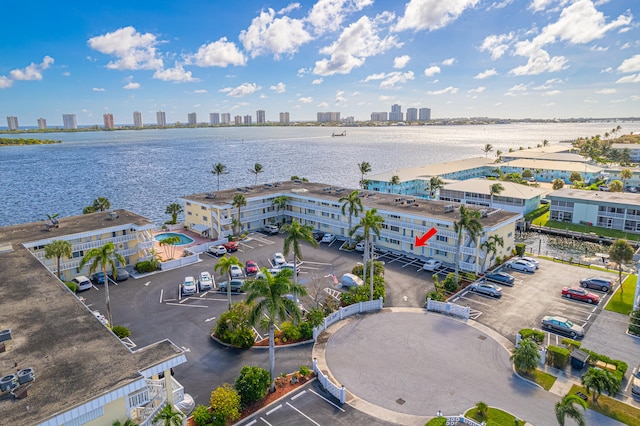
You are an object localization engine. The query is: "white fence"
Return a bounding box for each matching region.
[159,254,199,270]
[442,416,484,426]
[426,298,470,320]
[312,297,384,340]
[313,358,346,404]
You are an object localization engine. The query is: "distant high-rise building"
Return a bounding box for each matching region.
[256,109,266,124]
[389,104,403,121]
[133,111,143,127]
[317,112,340,122]
[37,118,47,130]
[370,112,388,121]
[6,116,19,131]
[221,113,231,124]
[243,115,252,125]
[103,113,114,129]
[188,112,197,125]
[406,108,418,121]
[419,108,431,121]
[279,112,290,125]
[210,113,220,125]
[63,114,77,130]
[343,116,354,123]
[156,111,167,127]
[234,115,242,125]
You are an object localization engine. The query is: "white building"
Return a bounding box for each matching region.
[187,112,197,125]
[103,113,114,129]
[279,112,290,125]
[62,113,77,130]
[317,112,340,122]
[156,111,167,127]
[133,111,143,127]
[37,117,47,130]
[406,108,418,122]
[419,108,431,121]
[256,109,266,124]
[371,112,388,121]
[389,104,403,122]
[7,116,19,130]
[243,115,252,125]
[210,112,220,125]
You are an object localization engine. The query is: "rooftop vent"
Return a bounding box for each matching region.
[293,179,302,184]
[205,192,217,199]
[17,368,35,385]
[322,187,333,192]
[109,211,117,220]
[264,183,273,188]
[0,329,12,343]
[274,182,281,187]
[444,204,455,213]
[480,209,488,218]
[335,188,344,194]
[0,374,18,392]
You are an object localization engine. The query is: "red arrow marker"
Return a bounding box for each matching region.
[415,227,438,247]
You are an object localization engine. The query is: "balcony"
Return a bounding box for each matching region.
[129,377,186,426]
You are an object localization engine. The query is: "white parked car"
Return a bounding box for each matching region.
[321,233,336,243]
[206,245,227,257]
[506,259,536,273]
[355,241,365,252]
[182,276,197,295]
[422,259,442,271]
[230,265,244,279]
[198,271,214,291]
[517,256,539,269]
[341,273,364,288]
[273,252,286,266]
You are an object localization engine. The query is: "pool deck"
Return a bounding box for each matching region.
[152,229,212,261]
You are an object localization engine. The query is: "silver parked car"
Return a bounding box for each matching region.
[469,281,502,298]
[505,259,536,273]
[579,276,613,292]
[541,315,584,338]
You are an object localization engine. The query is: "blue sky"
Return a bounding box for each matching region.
[1,0,638,126]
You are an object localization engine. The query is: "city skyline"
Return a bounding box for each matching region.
[1,0,638,125]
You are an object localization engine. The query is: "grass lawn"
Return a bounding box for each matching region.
[568,384,640,426]
[605,274,637,315]
[518,369,557,390]
[464,407,527,426]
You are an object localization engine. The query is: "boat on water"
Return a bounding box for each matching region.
[332,131,346,137]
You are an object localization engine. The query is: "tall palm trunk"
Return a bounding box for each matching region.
[362,239,368,290]
[269,320,276,392]
[455,230,462,284]
[56,255,62,278]
[369,236,375,301]
[104,265,112,326]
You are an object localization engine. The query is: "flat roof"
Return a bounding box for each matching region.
[611,143,640,150]
[500,145,572,159]
[0,210,183,425]
[181,180,521,228]
[502,158,604,173]
[547,187,640,205]
[442,179,546,199]
[367,157,496,182]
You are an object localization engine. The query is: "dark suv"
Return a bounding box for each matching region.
[579,276,613,292]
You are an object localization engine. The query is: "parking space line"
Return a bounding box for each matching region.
[160,289,164,303]
[291,390,306,400]
[458,294,495,306]
[259,417,274,426]
[245,420,257,426]
[266,404,282,415]
[309,389,346,412]
[165,302,209,308]
[286,402,321,425]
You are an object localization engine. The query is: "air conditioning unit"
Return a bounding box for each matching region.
[17,368,34,385]
[480,209,488,218]
[0,329,11,342]
[0,374,18,392]
[109,212,117,220]
[444,204,455,213]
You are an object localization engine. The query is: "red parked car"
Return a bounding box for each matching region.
[223,241,239,252]
[245,260,259,275]
[562,286,600,304]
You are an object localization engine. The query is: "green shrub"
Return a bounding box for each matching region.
[213,302,255,349]
[305,308,324,327]
[281,321,301,342]
[425,417,447,426]
[65,281,77,293]
[524,204,550,222]
[427,291,445,302]
[546,345,570,368]
[340,279,385,305]
[351,260,385,277]
[494,255,502,265]
[299,365,311,376]
[192,405,213,426]
[112,326,131,339]
[134,260,158,273]
[235,366,271,406]
[629,324,640,336]
[561,337,581,349]
[519,328,545,343]
[443,273,459,292]
[580,348,628,382]
[515,243,526,256]
[298,321,313,340]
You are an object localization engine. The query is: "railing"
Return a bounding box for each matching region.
[442,416,484,426]
[313,297,384,340]
[313,358,346,404]
[159,253,199,270]
[426,298,470,320]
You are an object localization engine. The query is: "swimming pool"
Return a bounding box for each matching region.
[154,232,195,246]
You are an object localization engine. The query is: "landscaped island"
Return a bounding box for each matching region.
[0,137,61,146]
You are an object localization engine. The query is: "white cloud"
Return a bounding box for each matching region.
[486,0,513,10]
[542,90,561,96]
[317,101,329,108]
[299,96,313,103]
[153,63,198,82]
[188,37,247,67]
[123,82,140,90]
[595,88,616,94]
[528,0,555,12]
[533,78,563,90]
[240,8,312,59]
[442,57,455,66]
[474,69,498,79]
[393,55,411,69]
[601,67,612,73]
[219,82,261,97]
[395,0,480,32]
[193,89,208,94]
[313,13,400,76]
[10,56,54,80]
[312,78,324,84]
[427,86,458,95]
[424,66,441,77]
[479,33,515,60]
[278,3,301,15]
[616,74,640,83]
[505,83,530,96]
[270,82,286,93]
[307,0,374,35]
[335,90,347,104]
[363,73,387,82]
[92,87,105,92]
[468,86,486,93]
[590,44,608,52]
[0,76,13,89]
[88,26,163,70]
[617,54,640,73]
[379,71,415,89]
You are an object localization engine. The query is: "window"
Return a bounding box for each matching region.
[201,206,206,210]
[307,209,315,214]
[188,211,192,216]
[390,225,399,232]
[72,251,84,258]
[436,235,448,242]
[186,202,191,206]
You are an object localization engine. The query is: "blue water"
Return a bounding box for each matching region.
[154,232,194,246]
[1,122,638,227]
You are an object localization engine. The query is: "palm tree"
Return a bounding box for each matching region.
[339,190,363,246]
[581,367,620,403]
[555,393,587,426]
[164,203,183,224]
[620,168,632,189]
[609,180,623,192]
[482,234,504,270]
[454,205,483,284]
[543,139,549,147]
[389,175,401,194]
[358,161,372,189]
[489,183,504,207]
[159,235,181,260]
[93,197,111,212]
[429,176,444,199]
[112,419,138,426]
[244,268,307,392]
[152,403,184,426]
[248,163,264,185]
[211,162,229,191]
[480,239,496,273]
[44,240,72,278]
[79,242,126,326]
[496,149,503,159]
[271,195,290,225]
[281,220,318,283]
[351,208,384,301]
[483,143,493,158]
[214,255,243,310]
[232,193,247,235]
[510,338,540,375]
[552,179,564,190]
[609,239,634,293]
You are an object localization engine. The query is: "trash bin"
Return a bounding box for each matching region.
[571,349,589,370]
